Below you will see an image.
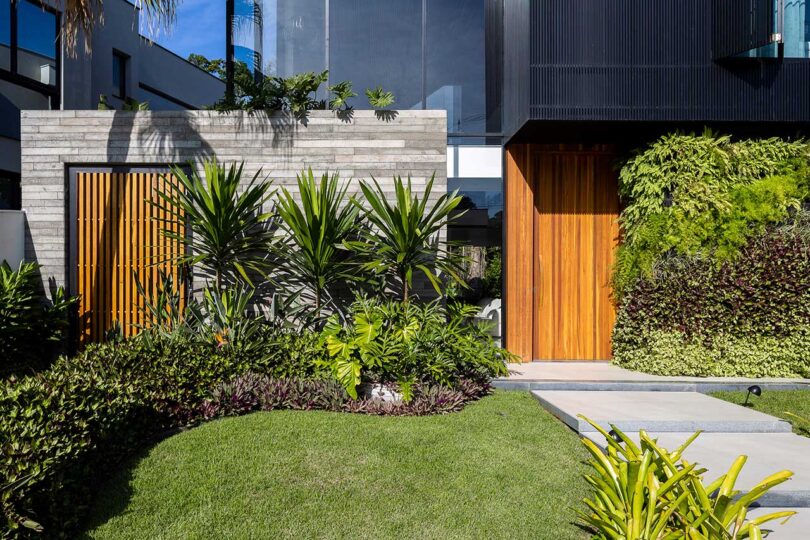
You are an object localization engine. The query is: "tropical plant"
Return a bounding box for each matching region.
[319,298,511,399]
[280,70,329,113]
[0,262,77,375]
[579,416,795,539]
[365,86,395,109]
[152,159,277,290]
[328,80,357,110]
[613,131,809,296]
[784,412,810,437]
[195,285,265,351]
[350,174,466,301]
[133,268,193,343]
[275,169,360,316]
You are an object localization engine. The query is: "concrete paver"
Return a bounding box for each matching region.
[533,390,793,433]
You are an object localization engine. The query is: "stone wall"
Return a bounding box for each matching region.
[20,110,447,295]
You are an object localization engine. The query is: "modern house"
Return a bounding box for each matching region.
[14,0,810,359]
[0,0,225,209]
[224,0,810,361]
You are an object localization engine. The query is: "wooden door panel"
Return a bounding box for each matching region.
[505,144,618,361]
[75,171,185,345]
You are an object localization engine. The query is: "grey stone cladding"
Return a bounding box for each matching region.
[20,110,447,297]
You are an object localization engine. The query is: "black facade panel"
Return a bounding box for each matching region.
[712,0,775,58]
[503,0,531,138]
[527,0,810,124]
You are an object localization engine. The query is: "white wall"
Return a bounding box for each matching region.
[447,145,502,179]
[0,210,25,268]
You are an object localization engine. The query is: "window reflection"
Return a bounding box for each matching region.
[1,0,10,71]
[448,178,503,301]
[17,0,57,85]
[330,0,423,110]
[426,0,486,134]
[229,0,501,134]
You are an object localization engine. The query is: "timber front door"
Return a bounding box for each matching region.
[505,144,620,361]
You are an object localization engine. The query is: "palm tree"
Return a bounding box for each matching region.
[61,0,178,51]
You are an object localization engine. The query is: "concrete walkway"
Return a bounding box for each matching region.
[526,380,810,539]
[496,362,810,392]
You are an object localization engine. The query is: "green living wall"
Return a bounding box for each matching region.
[612,131,810,377]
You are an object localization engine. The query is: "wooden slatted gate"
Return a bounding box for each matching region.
[74,170,185,345]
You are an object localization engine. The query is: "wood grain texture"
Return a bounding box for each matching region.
[76,172,184,345]
[505,144,619,361]
[504,144,534,361]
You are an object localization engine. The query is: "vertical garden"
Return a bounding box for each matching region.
[612,131,810,378]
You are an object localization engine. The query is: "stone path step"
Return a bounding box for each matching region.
[584,432,810,508]
[532,390,793,434]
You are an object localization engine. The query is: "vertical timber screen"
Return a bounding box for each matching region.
[75,171,185,345]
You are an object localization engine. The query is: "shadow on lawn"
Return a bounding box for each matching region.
[78,428,185,536]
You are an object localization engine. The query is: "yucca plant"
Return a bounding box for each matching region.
[579,416,795,539]
[153,160,277,291]
[275,169,360,316]
[350,174,466,302]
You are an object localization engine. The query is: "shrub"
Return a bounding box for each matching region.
[319,298,512,398]
[615,220,810,341]
[612,326,810,378]
[0,262,77,376]
[580,417,795,539]
[198,372,489,420]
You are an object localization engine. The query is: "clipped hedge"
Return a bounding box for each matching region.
[613,218,810,377]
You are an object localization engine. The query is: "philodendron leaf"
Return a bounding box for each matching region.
[335,359,362,399]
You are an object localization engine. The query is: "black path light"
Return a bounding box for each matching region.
[608,429,623,444]
[743,385,762,407]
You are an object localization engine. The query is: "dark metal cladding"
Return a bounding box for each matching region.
[512,0,810,125]
[712,0,775,58]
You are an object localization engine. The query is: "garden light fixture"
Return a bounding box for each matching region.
[743,385,762,407]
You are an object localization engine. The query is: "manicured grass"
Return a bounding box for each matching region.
[711,390,810,437]
[84,392,590,540]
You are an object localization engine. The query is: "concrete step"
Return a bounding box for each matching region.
[532,390,793,434]
[584,432,810,508]
[496,379,810,392]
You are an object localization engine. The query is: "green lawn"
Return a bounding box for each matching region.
[83,392,590,540]
[711,390,810,437]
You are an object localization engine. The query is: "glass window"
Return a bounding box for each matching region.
[113,51,127,98]
[1,0,10,71]
[329,0,423,110]
[448,177,503,301]
[426,0,487,134]
[783,0,809,58]
[0,171,21,210]
[17,0,57,85]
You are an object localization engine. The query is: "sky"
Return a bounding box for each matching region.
[140,0,226,61]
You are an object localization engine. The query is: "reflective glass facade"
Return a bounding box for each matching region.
[229,0,502,135]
